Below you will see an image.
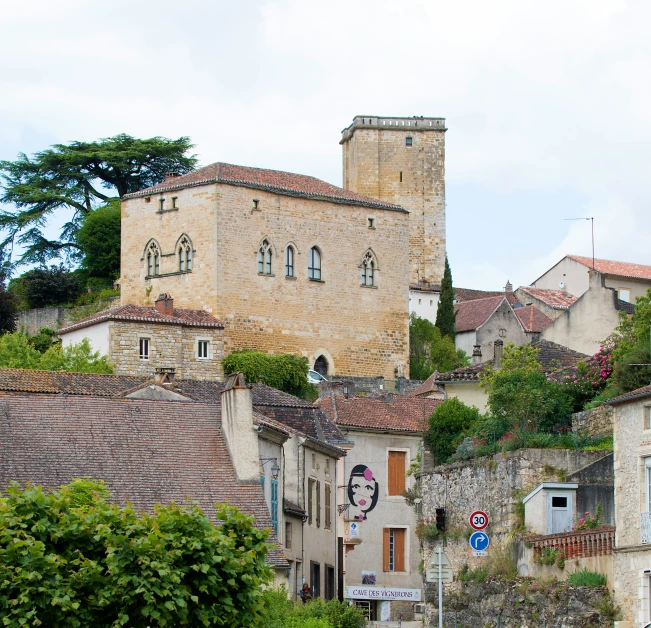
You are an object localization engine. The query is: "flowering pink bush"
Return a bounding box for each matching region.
[572,503,603,531]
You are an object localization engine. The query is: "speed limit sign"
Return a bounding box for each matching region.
[469,511,489,530]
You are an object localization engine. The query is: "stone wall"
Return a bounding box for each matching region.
[318,376,424,398]
[341,116,446,286]
[16,307,68,335]
[108,321,224,380]
[419,450,612,572]
[566,453,614,526]
[572,405,614,438]
[120,182,410,379]
[424,578,615,627]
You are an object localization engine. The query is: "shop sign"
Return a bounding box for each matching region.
[345,586,421,601]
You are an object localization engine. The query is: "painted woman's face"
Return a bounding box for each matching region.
[350,467,376,511]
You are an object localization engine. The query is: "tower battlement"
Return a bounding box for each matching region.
[340,115,447,143]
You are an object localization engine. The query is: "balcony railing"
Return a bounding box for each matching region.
[529,526,614,559]
[641,512,651,544]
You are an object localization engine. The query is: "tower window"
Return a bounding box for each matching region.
[159,198,165,211]
[406,136,412,147]
[308,247,322,281]
[361,250,377,287]
[285,245,295,277]
[258,239,273,275]
[171,196,178,209]
[399,171,403,183]
[252,199,260,210]
[178,236,192,272]
[368,217,375,229]
[146,241,161,276]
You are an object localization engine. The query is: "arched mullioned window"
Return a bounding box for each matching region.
[360,250,378,287]
[285,245,295,277]
[146,241,161,276]
[308,246,321,281]
[258,239,273,275]
[177,235,193,272]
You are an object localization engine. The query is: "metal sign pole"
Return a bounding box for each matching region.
[437,545,443,628]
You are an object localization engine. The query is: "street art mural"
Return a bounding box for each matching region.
[347,464,379,520]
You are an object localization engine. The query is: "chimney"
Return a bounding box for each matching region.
[154,293,174,316]
[504,280,513,293]
[494,340,504,369]
[472,345,482,365]
[220,373,260,483]
[164,172,181,183]
[154,367,176,386]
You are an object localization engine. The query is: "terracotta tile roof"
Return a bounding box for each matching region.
[514,305,553,333]
[454,288,504,302]
[0,369,345,447]
[568,255,651,281]
[409,282,441,293]
[122,162,406,213]
[517,287,578,309]
[0,368,147,397]
[606,384,651,405]
[430,363,488,383]
[59,304,224,335]
[0,393,287,567]
[531,339,590,372]
[454,296,507,333]
[316,394,441,433]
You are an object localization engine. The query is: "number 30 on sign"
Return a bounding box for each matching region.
[469,511,489,530]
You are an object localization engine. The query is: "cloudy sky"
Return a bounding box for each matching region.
[1,0,649,289]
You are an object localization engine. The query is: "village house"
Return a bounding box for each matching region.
[514,285,578,321]
[606,385,651,627]
[58,293,224,380]
[532,254,651,303]
[453,295,551,363]
[540,270,634,356]
[316,387,440,622]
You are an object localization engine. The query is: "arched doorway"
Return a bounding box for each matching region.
[314,355,329,378]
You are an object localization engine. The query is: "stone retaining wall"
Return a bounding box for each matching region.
[572,405,614,438]
[424,578,615,627]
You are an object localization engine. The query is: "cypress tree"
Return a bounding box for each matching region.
[435,256,456,340]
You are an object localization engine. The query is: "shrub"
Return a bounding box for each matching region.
[75,199,121,281]
[223,350,317,400]
[27,326,57,353]
[573,503,603,531]
[10,264,84,308]
[458,564,488,583]
[425,398,481,464]
[486,539,518,579]
[567,568,607,587]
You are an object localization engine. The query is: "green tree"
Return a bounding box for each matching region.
[480,344,572,433]
[608,290,651,394]
[409,313,468,380]
[0,333,113,373]
[0,480,272,627]
[0,254,16,333]
[9,264,83,308]
[0,332,41,368]
[425,398,481,464]
[75,198,121,281]
[0,134,197,265]
[223,351,317,400]
[435,256,456,340]
[39,338,113,373]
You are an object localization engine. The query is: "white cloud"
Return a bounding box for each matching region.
[0,0,649,288]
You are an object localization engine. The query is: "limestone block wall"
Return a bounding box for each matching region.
[108,321,223,380]
[120,182,410,379]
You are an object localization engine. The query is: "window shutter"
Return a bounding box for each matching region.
[383,529,390,571]
[388,451,406,496]
[308,479,313,526]
[316,480,321,528]
[395,529,405,571]
[325,484,331,530]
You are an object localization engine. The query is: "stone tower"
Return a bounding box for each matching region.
[340,115,446,286]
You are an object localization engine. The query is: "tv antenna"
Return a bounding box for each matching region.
[564,217,594,269]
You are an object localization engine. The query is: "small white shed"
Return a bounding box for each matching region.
[523,482,578,536]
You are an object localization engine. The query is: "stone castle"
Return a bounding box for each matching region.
[117,116,447,379]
